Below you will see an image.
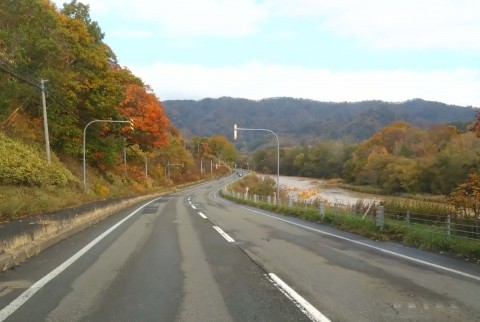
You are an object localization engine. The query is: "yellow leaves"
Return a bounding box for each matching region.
[0,132,79,187]
[449,172,480,218]
[367,146,388,161]
[93,182,109,197]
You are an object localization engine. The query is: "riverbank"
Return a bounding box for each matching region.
[277,176,381,205]
[276,176,452,213]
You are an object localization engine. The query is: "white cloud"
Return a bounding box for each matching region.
[269,0,480,50]
[131,61,480,106]
[54,0,480,48]
[55,0,267,37]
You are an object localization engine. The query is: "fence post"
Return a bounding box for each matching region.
[406,210,410,225]
[319,203,325,218]
[376,206,384,231]
[447,215,451,237]
[267,196,271,204]
[288,196,293,208]
[254,194,257,203]
[333,203,337,216]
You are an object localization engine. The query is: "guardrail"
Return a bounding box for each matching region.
[221,189,480,241]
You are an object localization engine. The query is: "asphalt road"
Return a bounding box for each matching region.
[0,175,479,321]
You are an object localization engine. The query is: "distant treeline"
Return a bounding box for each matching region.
[252,120,480,196]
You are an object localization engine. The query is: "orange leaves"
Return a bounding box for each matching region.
[119,84,169,149]
[449,172,480,218]
[472,112,480,138]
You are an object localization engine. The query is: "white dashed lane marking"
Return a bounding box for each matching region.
[212,226,235,243]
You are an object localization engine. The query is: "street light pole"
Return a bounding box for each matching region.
[83,119,131,192]
[164,162,184,182]
[233,124,280,202]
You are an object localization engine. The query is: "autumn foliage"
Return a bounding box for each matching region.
[472,111,480,138]
[449,173,480,218]
[0,0,232,193]
[119,84,169,149]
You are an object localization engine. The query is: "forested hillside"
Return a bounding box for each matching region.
[1,0,171,157]
[0,0,236,217]
[164,97,477,148]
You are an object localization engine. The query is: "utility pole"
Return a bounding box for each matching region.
[145,156,148,180]
[123,137,127,176]
[40,79,51,164]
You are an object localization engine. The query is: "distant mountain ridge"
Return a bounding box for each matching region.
[163,97,477,148]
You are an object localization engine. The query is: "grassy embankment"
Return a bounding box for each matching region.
[223,174,480,261]
[0,132,169,221]
[0,132,170,254]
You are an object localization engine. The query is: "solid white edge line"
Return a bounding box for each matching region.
[268,273,330,322]
[198,212,207,219]
[213,192,480,282]
[212,226,235,242]
[0,197,163,322]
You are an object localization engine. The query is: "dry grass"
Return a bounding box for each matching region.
[0,186,90,221]
[1,234,33,254]
[0,195,153,255]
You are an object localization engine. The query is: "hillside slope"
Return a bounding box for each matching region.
[164,97,477,147]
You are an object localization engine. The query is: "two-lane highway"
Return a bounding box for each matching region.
[1,176,479,321]
[0,179,311,322]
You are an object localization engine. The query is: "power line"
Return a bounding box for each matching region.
[0,61,80,122]
[0,61,41,90]
[0,59,126,128]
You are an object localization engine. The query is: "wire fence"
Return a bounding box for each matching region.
[222,189,480,242]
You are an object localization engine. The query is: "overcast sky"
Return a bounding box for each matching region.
[52,0,480,106]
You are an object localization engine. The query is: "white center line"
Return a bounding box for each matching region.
[213,226,235,242]
[198,212,207,219]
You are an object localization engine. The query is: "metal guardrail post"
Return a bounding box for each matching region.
[376,206,385,231]
[319,203,325,218]
[447,215,451,237]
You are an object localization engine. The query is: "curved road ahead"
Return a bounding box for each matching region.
[0,176,479,321]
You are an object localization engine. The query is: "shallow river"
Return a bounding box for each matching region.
[276,176,378,205]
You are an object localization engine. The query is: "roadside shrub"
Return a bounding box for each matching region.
[93,182,110,197]
[0,132,79,187]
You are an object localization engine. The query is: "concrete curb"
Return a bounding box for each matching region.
[0,194,160,272]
